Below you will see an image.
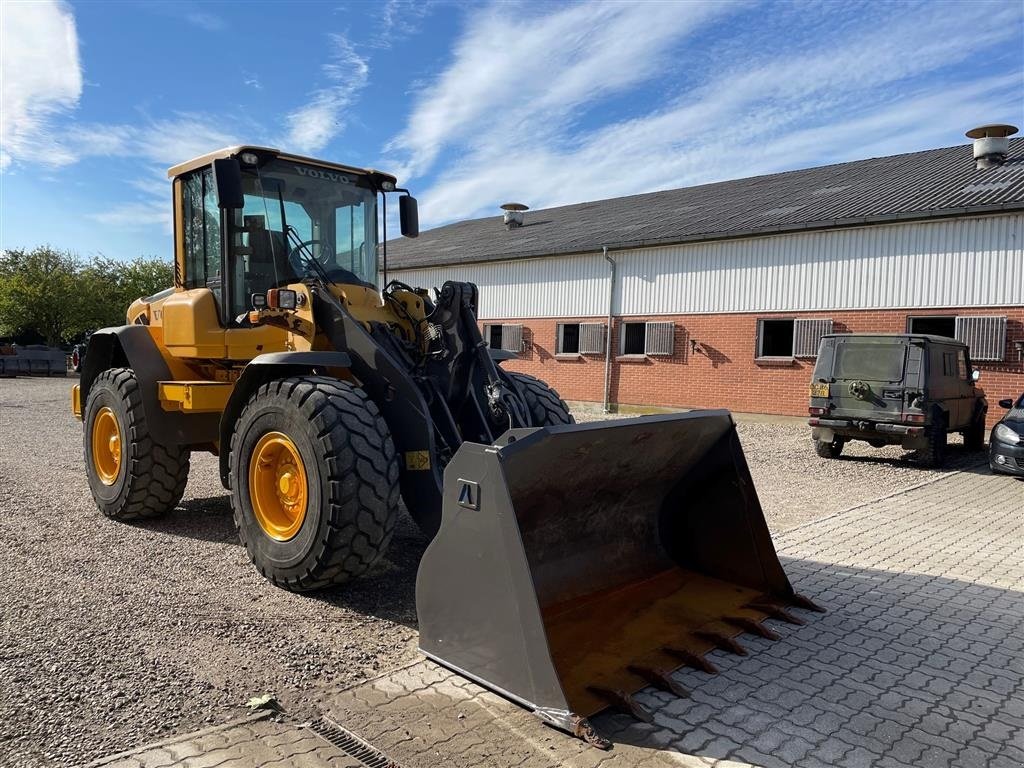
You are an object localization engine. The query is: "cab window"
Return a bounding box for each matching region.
[942,351,957,377]
[222,159,378,321]
[181,169,222,291]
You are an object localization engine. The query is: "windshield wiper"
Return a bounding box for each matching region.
[269,180,335,288]
[285,224,334,286]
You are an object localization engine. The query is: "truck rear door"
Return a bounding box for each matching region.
[829,339,909,422]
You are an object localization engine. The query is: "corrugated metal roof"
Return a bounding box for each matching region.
[387,138,1024,269]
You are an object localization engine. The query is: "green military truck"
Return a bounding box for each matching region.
[808,334,987,468]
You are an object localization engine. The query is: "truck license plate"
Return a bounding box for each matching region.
[809,382,829,398]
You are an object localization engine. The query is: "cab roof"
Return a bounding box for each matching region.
[166,145,398,186]
[822,333,966,346]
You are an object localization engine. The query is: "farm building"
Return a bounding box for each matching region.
[387,126,1024,425]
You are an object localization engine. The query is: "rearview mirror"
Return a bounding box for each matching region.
[999,398,1014,409]
[972,369,981,382]
[399,195,419,238]
[212,158,244,209]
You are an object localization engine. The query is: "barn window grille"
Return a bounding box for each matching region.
[955,316,1007,362]
[484,323,523,352]
[793,319,833,358]
[621,321,674,356]
[645,322,675,356]
[757,318,831,358]
[579,323,606,354]
[557,323,605,354]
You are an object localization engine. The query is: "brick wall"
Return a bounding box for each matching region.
[490,306,1024,428]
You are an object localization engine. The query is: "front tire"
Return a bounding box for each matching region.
[84,367,190,520]
[504,371,574,426]
[229,376,400,592]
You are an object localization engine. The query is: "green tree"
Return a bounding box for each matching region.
[113,256,174,310]
[77,255,173,332]
[0,247,84,346]
[0,248,174,346]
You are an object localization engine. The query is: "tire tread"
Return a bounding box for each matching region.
[504,371,574,426]
[229,376,399,592]
[86,367,190,520]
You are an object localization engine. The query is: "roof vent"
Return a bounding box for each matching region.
[965,123,1018,169]
[500,202,528,230]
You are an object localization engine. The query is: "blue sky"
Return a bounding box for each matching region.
[1,0,1022,261]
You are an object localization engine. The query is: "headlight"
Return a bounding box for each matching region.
[993,423,1021,445]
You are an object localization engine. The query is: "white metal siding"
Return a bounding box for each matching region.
[388,251,608,319]
[390,213,1024,320]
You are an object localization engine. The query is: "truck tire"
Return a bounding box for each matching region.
[84,367,190,520]
[229,376,400,592]
[964,410,986,451]
[504,371,574,426]
[813,437,845,458]
[919,417,948,468]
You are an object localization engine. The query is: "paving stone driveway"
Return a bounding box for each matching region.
[94,468,1024,768]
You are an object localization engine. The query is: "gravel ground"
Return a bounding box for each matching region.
[0,377,987,767]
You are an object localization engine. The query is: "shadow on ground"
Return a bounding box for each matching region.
[313,516,428,630]
[147,495,237,543]
[143,495,428,630]
[833,442,986,471]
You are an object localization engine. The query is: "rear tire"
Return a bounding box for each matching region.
[814,437,845,458]
[919,417,948,468]
[84,367,190,520]
[964,410,986,451]
[229,376,400,592]
[504,371,574,426]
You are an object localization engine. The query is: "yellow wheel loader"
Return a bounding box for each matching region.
[72,146,821,746]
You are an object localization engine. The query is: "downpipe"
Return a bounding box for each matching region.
[602,246,615,414]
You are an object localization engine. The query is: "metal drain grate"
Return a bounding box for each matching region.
[308,717,403,768]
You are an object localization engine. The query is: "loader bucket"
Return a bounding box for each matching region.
[416,411,815,740]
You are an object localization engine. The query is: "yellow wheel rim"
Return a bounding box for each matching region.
[91,406,123,485]
[249,431,308,541]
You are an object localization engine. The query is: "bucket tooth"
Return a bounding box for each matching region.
[725,616,781,641]
[570,714,611,750]
[662,645,720,674]
[416,412,804,743]
[587,686,654,723]
[746,601,805,625]
[695,630,748,656]
[627,665,690,699]
[790,593,826,613]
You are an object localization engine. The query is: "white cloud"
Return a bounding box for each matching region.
[386,1,733,180]
[283,34,369,154]
[419,75,1022,225]
[389,1,1024,227]
[87,201,170,232]
[185,10,225,31]
[64,115,242,232]
[371,0,436,48]
[0,0,83,169]
[64,114,241,166]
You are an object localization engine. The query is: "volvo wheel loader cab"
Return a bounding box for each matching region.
[73,146,819,746]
